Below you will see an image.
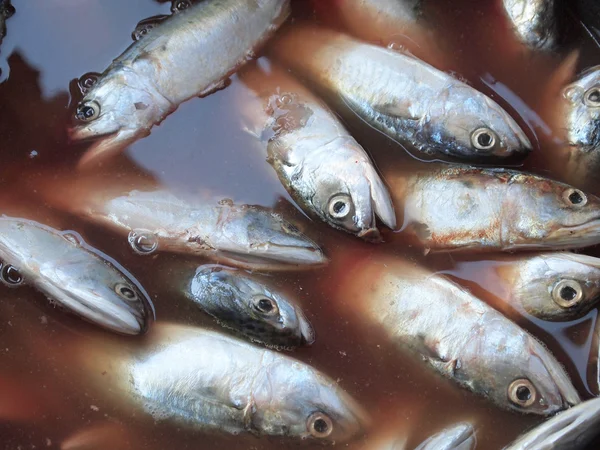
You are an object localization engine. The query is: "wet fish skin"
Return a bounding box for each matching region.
[78,189,326,270]
[128,325,368,440]
[239,63,395,240]
[388,166,600,252]
[70,0,291,166]
[188,264,315,348]
[503,0,558,51]
[343,257,580,415]
[495,252,600,321]
[414,422,476,450]
[504,397,600,449]
[271,26,531,160]
[0,217,151,335]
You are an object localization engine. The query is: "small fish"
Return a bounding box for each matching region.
[238,63,395,240]
[0,0,14,43]
[188,264,315,348]
[489,252,600,321]
[340,256,580,414]
[95,324,368,440]
[502,0,558,51]
[70,0,291,167]
[387,166,600,252]
[75,189,326,270]
[371,422,476,450]
[504,396,600,449]
[0,217,151,335]
[271,26,531,160]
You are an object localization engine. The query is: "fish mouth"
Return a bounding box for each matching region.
[215,246,327,271]
[547,219,600,249]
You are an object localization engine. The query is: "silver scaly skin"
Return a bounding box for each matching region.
[388,166,600,252]
[271,26,531,160]
[371,422,476,450]
[504,397,600,449]
[125,324,368,440]
[76,189,326,270]
[188,264,315,348]
[238,63,395,241]
[493,252,600,321]
[502,0,558,51]
[344,257,580,415]
[70,0,291,166]
[0,217,151,335]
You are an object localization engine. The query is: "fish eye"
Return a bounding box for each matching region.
[307,412,333,438]
[75,101,101,122]
[562,188,587,208]
[471,128,497,152]
[327,194,353,220]
[552,280,583,308]
[584,87,600,107]
[0,264,23,287]
[252,295,279,316]
[172,0,191,13]
[115,283,139,301]
[508,379,536,408]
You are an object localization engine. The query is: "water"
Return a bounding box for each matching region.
[0,0,599,448]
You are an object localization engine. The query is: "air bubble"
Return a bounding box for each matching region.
[128,230,159,255]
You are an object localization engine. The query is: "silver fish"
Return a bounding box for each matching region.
[113,324,368,440]
[504,397,600,449]
[563,66,600,181]
[489,252,600,321]
[502,0,558,51]
[0,217,151,335]
[271,26,531,160]
[70,0,290,167]
[341,256,580,414]
[0,0,14,43]
[387,166,600,252]
[371,422,476,450]
[188,264,315,348]
[75,189,326,270]
[238,63,395,240]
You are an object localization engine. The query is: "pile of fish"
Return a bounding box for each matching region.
[3,0,600,448]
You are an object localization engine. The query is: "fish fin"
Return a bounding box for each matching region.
[549,50,579,96]
[411,222,431,241]
[77,129,144,170]
[242,398,257,432]
[376,101,420,120]
[198,78,232,98]
[131,15,169,41]
[368,168,397,230]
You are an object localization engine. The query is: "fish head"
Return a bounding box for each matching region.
[190,265,314,346]
[563,66,600,151]
[69,70,165,165]
[509,253,600,320]
[216,204,327,267]
[509,176,600,248]
[428,85,531,158]
[252,359,368,441]
[466,316,580,415]
[290,141,396,240]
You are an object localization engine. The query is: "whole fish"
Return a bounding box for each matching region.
[387,166,600,252]
[271,26,531,160]
[0,0,14,43]
[70,0,291,167]
[82,324,368,441]
[461,252,600,321]
[188,264,315,348]
[72,189,326,270]
[0,217,151,335]
[502,0,558,51]
[562,66,600,182]
[504,397,600,449]
[339,256,580,414]
[238,63,395,240]
[370,422,476,450]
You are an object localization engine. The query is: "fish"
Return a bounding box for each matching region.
[0,0,14,44]
[502,0,558,51]
[82,323,368,441]
[188,264,315,348]
[485,252,600,321]
[238,63,395,240]
[370,422,476,450]
[70,0,291,167]
[562,66,600,182]
[386,165,600,252]
[504,396,600,449]
[270,26,532,160]
[0,217,152,335]
[339,256,580,414]
[73,189,326,270]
